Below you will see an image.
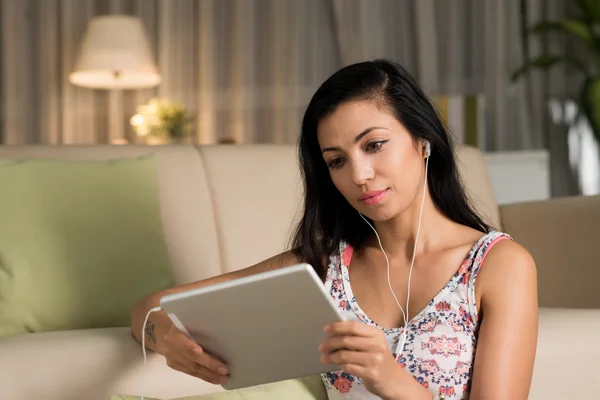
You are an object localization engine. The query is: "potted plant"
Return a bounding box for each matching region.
[512,0,600,144]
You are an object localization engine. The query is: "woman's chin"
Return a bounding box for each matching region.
[357,206,398,223]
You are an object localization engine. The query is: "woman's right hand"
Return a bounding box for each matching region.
[159,323,230,385]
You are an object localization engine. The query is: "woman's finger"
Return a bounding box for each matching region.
[167,328,229,375]
[338,363,373,380]
[325,321,379,338]
[322,349,383,367]
[189,362,229,385]
[167,360,222,385]
[185,346,229,376]
[320,335,383,353]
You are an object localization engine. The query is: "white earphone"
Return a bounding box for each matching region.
[358,139,430,359]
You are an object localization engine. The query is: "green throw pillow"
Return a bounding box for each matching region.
[109,375,327,400]
[0,155,175,337]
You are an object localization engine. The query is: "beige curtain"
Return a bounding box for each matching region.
[1,0,585,196]
[0,0,570,151]
[0,0,339,145]
[331,0,580,195]
[331,0,559,152]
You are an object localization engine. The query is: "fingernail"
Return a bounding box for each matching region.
[218,367,228,375]
[220,376,229,384]
[323,325,330,332]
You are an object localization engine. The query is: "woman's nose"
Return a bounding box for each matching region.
[350,159,374,185]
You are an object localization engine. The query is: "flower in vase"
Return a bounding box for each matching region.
[130,98,194,144]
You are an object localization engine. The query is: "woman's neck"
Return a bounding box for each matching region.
[367,193,451,262]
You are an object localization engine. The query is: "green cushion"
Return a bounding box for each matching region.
[109,375,327,400]
[0,155,175,337]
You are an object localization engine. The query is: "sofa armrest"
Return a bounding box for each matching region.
[499,195,600,308]
[0,327,222,400]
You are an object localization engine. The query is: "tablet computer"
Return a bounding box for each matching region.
[159,263,346,390]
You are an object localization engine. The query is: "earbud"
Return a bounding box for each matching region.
[424,140,431,157]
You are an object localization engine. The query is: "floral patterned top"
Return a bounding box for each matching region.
[320,231,512,400]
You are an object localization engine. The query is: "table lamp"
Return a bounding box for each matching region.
[69,15,161,144]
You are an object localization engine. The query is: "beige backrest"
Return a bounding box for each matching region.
[198,145,303,273]
[199,144,501,275]
[454,146,501,230]
[0,144,500,285]
[500,195,600,308]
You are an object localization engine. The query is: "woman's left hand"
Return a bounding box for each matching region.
[319,320,404,399]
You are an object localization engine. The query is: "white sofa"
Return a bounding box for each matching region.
[0,144,598,400]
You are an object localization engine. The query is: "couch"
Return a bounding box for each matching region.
[0,144,598,400]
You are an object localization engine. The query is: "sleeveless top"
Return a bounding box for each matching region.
[320,231,512,400]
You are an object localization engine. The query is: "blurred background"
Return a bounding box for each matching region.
[0,0,598,202]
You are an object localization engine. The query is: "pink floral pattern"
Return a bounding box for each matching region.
[320,231,512,399]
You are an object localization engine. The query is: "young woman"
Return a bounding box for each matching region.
[131,59,538,400]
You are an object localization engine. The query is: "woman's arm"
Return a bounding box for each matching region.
[130,250,301,353]
[469,239,538,399]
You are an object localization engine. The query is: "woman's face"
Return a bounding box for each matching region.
[317,100,426,222]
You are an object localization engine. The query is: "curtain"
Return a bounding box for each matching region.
[1,0,585,195]
[0,0,573,150]
[331,0,581,195]
[331,0,560,152]
[0,0,339,145]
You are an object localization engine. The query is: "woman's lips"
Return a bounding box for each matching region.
[359,189,389,205]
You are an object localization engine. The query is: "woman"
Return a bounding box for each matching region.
[131,59,538,400]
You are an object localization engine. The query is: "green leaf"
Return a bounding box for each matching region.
[511,54,589,82]
[581,77,600,143]
[530,20,594,49]
[576,0,600,22]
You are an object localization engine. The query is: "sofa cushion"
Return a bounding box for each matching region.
[0,327,223,400]
[110,375,327,400]
[1,309,598,400]
[0,145,223,286]
[0,156,174,336]
[529,308,600,399]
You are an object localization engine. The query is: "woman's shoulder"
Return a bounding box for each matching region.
[472,230,513,254]
[475,231,537,302]
[477,230,527,259]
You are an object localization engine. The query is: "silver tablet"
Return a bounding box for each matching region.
[159,263,346,390]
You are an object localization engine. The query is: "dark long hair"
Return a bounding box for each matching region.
[290,59,492,279]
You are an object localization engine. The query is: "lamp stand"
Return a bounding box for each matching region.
[108,88,125,144]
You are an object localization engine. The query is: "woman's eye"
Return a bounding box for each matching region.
[366,140,387,152]
[327,158,345,169]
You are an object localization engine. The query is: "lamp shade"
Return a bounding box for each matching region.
[69,15,161,89]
